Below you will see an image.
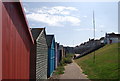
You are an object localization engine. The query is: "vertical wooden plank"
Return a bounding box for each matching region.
[10,12,15,79]
[20,28,23,79]
[11,6,16,79]
[19,31,22,79]
[13,23,16,79]
[2,4,6,79]
[5,5,11,79]
[15,30,18,79]
[14,29,17,79]
[0,1,2,80]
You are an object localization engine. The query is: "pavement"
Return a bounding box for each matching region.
[59,60,90,80]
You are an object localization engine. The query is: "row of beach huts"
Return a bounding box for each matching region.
[0,1,67,80]
[31,28,66,79]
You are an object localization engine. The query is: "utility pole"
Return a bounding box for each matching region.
[93,11,96,63]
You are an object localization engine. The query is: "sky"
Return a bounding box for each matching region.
[22,2,118,47]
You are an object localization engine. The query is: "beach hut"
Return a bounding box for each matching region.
[31,28,48,80]
[59,45,64,62]
[55,42,60,68]
[55,42,58,69]
[1,1,34,80]
[46,35,55,77]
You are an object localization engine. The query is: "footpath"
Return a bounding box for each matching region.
[59,60,89,80]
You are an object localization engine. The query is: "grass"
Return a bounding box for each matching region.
[54,66,65,75]
[75,43,119,80]
[54,54,74,75]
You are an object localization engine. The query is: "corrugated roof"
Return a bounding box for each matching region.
[31,28,44,40]
[46,35,54,47]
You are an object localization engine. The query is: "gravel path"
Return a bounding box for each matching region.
[59,60,89,80]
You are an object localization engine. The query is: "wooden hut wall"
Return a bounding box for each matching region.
[31,28,48,79]
[0,1,2,81]
[55,42,58,69]
[46,35,55,77]
[36,30,48,79]
[57,43,60,66]
[2,2,34,80]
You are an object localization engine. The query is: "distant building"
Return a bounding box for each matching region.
[64,47,75,54]
[46,35,55,78]
[105,33,120,44]
[31,28,48,79]
[59,45,66,61]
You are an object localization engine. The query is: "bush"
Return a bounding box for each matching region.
[63,57,72,64]
[60,59,66,66]
[63,54,74,64]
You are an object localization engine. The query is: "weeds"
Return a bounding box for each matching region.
[54,54,74,75]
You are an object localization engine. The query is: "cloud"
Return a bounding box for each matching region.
[23,7,27,13]
[83,16,87,18]
[27,13,80,26]
[99,25,105,28]
[23,7,31,14]
[74,28,97,31]
[36,6,78,15]
[37,7,70,15]
[25,6,80,27]
[53,6,78,11]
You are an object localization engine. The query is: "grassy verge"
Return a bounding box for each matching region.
[75,43,119,80]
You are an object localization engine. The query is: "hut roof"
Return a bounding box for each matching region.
[5,1,34,43]
[46,35,54,47]
[31,28,44,40]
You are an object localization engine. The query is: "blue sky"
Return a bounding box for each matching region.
[22,2,118,47]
